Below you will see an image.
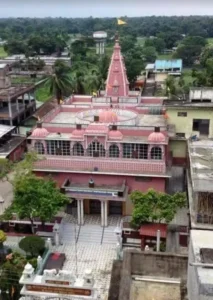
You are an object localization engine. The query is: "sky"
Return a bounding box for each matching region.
[1,0,213,18]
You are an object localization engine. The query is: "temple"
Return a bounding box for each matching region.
[105,35,129,97]
[28,37,172,226]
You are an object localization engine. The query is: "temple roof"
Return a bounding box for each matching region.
[105,39,129,97]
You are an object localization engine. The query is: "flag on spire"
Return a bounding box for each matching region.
[117,19,127,25]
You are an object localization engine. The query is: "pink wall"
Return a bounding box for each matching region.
[35,171,166,193]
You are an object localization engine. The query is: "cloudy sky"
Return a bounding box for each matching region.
[1,0,213,18]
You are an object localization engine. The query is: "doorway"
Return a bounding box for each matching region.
[109,201,122,215]
[90,200,101,214]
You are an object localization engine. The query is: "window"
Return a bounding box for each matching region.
[87,141,105,157]
[193,119,210,135]
[176,133,185,138]
[34,141,45,154]
[47,140,70,156]
[123,144,148,159]
[109,144,120,158]
[73,143,84,156]
[177,112,187,117]
[151,147,162,160]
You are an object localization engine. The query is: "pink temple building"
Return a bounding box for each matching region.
[28,37,171,226]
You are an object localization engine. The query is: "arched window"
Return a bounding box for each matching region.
[73,143,84,156]
[151,147,162,160]
[46,140,70,156]
[109,144,119,158]
[34,141,45,154]
[87,141,105,157]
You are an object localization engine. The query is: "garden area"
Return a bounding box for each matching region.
[0,230,46,300]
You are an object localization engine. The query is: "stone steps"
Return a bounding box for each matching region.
[77,225,103,244]
[102,226,117,244]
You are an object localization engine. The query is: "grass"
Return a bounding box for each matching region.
[0,46,7,58]
[207,38,213,45]
[35,84,53,102]
[137,37,146,47]
[157,53,173,60]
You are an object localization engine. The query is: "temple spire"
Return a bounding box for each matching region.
[105,34,129,97]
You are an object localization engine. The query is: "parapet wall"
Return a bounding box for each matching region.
[108,249,188,300]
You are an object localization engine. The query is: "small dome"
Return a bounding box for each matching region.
[148,132,166,143]
[108,130,123,140]
[99,109,118,124]
[31,127,49,138]
[71,129,85,139]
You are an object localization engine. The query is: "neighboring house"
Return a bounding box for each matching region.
[0,63,36,126]
[146,59,183,83]
[0,124,26,161]
[188,230,213,300]
[190,87,213,103]
[27,38,171,227]
[187,138,213,230]
[164,100,213,165]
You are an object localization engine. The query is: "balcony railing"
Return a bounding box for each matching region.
[34,155,167,175]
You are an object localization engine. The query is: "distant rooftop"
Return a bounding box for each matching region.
[188,139,213,192]
[155,59,182,70]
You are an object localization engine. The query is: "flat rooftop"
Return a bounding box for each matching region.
[49,112,166,128]
[188,139,213,192]
[0,84,34,100]
[191,229,213,285]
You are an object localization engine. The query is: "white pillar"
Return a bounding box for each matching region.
[101,201,104,227]
[77,199,81,225]
[80,199,84,225]
[8,100,13,125]
[16,98,19,111]
[104,201,108,227]
[96,43,99,55]
[156,230,161,252]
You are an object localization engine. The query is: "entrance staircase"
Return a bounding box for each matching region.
[142,80,156,96]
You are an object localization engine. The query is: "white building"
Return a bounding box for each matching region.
[188,230,213,300]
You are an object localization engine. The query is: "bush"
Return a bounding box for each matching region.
[0,230,6,245]
[19,236,45,257]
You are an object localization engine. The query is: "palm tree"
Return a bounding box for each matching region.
[44,60,73,104]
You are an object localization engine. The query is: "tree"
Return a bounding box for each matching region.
[44,60,73,104]
[120,35,137,54]
[142,46,157,63]
[11,173,69,233]
[200,46,213,66]
[145,37,165,53]
[130,189,186,228]
[174,36,207,66]
[157,32,182,49]
[19,236,45,257]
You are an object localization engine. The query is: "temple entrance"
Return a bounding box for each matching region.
[109,201,122,215]
[90,200,101,214]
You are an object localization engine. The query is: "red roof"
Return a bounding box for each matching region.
[139,223,167,238]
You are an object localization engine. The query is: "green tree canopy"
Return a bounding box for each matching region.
[19,236,45,257]
[130,189,186,228]
[144,37,166,53]
[0,230,6,245]
[44,59,73,104]
[142,46,157,63]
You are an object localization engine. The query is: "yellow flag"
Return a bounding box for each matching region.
[92,92,97,97]
[117,19,127,25]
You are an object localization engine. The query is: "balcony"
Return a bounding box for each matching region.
[0,101,35,120]
[62,179,128,201]
[33,156,169,177]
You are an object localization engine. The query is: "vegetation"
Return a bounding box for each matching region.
[1,153,69,233]
[44,59,73,104]
[0,159,12,180]
[0,251,37,300]
[19,236,45,257]
[0,230,6,246]
[130,189,186,228]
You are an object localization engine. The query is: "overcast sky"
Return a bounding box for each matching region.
[1,0,213,18]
